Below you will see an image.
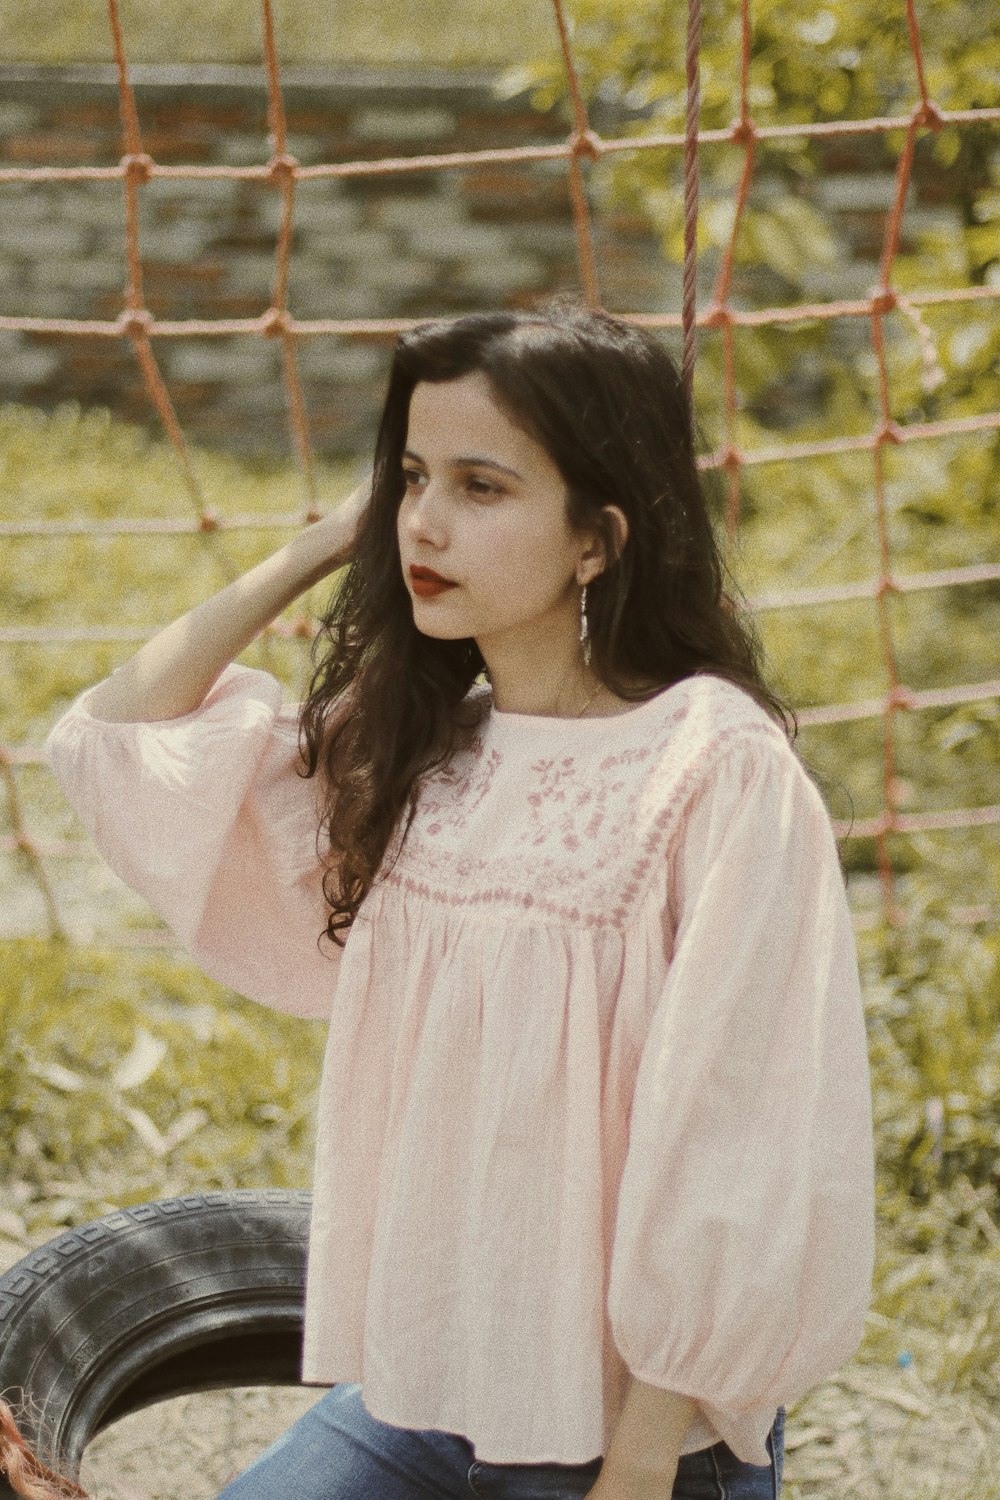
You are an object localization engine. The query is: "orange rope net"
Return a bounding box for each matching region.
[0,0,998,942]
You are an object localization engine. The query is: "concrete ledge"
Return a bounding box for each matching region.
[0,61,517,103]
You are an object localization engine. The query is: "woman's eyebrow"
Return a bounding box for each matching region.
[403,448,525,481]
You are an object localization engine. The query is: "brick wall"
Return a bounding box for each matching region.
[0,64,666,456]
[0,63,962,457]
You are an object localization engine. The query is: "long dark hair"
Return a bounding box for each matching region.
[299,302,796,947]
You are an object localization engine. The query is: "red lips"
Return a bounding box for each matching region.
[409,565,457,598]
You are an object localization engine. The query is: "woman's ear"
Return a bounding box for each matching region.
[600,505,629,569]
[579,505,628,583]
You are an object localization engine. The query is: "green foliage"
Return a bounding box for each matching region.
[860,895,1000,1206]
[513,0,1000,436]
[857,899,1000,1405]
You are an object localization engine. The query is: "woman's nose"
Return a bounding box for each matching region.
[403,481,447,543]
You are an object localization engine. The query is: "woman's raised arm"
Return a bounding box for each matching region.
[85,478,371,724]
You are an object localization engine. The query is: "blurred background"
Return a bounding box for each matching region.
[1,2,999,1495]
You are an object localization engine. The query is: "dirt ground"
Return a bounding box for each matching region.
[76,1364,1000,1500]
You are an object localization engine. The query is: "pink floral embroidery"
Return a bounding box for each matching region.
[379,682,788,930]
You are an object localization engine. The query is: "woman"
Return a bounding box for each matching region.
[34,304,875,1500]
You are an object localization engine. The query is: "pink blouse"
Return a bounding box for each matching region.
[44,663,876,1467]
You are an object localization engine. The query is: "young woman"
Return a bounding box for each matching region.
[36,304,875,1500]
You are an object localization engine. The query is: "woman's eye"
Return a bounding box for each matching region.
[400,469,500,498]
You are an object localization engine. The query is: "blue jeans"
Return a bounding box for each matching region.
[215,1383,785,1499]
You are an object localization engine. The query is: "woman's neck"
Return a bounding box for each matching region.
[478,636,592,718]
[477,621,665,718]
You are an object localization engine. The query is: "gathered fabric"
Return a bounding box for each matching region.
[45,664,876,1468]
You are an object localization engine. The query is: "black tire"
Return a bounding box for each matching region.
[0,1188,312,1495]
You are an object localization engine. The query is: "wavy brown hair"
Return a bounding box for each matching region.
[299,302,797,947]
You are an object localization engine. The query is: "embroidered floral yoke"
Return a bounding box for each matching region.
[45,665,876,1468]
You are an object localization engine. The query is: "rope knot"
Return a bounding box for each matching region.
[913,99,945,131]
[729,117,757,146]
[569,128,602,162]
[260,307,290,338]
[120,151,154,184]
[886,684,918,710]
[116,307,154,339]
[701,301,730,329]
[198,509,221,532]
[877,419,905,447]
[268,153,299,186]
[870,285,897,315]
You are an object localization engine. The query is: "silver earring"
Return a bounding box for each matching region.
[579,582,591,667]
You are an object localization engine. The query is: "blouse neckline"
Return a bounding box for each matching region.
[478,672,717,744]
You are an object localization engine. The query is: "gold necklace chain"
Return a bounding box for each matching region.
[577,681,601,717]
[486,670,603,717]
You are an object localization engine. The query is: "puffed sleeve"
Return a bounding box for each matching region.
[43,663,342,1019]
[607,731,876,1466]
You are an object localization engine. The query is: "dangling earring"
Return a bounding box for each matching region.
[579,581,591,667]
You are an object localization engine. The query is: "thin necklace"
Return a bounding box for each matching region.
[577,681,602,717]
[487,673,604,717]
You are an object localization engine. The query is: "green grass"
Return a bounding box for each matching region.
[0,939,325,1232]
[0,402,359,943]
[0,400,350,740]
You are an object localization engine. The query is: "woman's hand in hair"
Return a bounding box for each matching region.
[81,473,374,725]
[296,471,373,586]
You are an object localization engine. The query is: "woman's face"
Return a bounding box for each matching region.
[397,373,595,659]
